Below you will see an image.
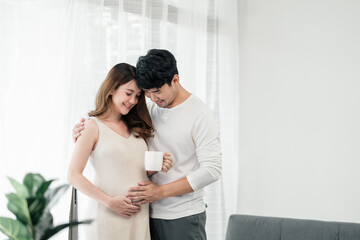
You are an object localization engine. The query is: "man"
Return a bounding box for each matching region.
[74,49,221,240]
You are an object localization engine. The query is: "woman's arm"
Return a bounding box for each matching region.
[67,119,140,217]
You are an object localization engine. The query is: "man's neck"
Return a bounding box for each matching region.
[167,86,191,108]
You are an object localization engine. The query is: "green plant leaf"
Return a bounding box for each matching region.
[6,193,32,226]
[39,220,92,240]
[27,197,47,226]
[8,177,29,198]
[23,173,46,197]
[36,180,54,197]
[34,211,53,239]
[0,217,33,240]
[44,184,69,212]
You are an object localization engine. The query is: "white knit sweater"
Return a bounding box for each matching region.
[147,94,222,220]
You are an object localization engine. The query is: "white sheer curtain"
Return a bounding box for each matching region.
[0,0,239,239]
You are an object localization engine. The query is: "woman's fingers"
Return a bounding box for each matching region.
[124,197,133,205]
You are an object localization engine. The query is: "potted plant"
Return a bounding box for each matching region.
[0,173,91,240]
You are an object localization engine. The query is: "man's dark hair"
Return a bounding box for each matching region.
[136,49,178,89]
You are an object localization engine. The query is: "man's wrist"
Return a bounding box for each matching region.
[147,171,157,177]
[158,184,167,200]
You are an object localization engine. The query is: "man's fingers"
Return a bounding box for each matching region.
[127,191,146,198]
[128,181,151,191]
[165,158,173,164]
[136,200,148,205]
[72,123,80,131]
[128,199,147,205]
[161,159,172,172]
[72,127,83,141]
[73,133,81,143]
[128,195,146,201]
[131,202,142,207]
[138,180,152,186]
[128,186,145,192]
[76,126,84,133]
[163,155,173,170]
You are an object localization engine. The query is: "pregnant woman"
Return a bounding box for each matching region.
[67,63,172,240]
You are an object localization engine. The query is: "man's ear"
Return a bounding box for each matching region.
[172,74,180,86]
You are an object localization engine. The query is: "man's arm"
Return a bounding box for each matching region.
[127,177,193,204]
[127,108,222,204]
[186,109,222,191]
[72,118,85,142]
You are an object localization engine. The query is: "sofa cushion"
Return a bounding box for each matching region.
[281,218,338,240]
[339,223,360,239]
[226,215,282,240]
[225,215,360,240]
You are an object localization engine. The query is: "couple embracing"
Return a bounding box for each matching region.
[68,49,222,240]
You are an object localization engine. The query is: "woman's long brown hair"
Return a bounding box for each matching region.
[88,63,153,140]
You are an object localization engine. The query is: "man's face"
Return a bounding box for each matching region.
[144,81,177,108]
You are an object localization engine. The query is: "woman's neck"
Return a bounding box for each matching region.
[99,108,122,123]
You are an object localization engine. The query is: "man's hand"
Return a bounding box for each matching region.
[72,118,86,142]
[105,195,141,218]
[127,181,163,205]
[162,152,173,172]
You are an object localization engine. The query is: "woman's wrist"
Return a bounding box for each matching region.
[101,195,112,208]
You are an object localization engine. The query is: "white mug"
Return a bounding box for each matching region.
[144,151,163,171]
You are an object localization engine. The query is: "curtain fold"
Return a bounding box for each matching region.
[0,0,239,239]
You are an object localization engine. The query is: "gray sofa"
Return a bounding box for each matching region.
[225,214,360,240]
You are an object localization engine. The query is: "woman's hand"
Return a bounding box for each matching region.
[161,152,173,172]
[105,195,141,218]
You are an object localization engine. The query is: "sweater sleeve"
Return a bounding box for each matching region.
[186,109,222,191]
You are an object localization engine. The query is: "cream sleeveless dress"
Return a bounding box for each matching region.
[83,117,150,240]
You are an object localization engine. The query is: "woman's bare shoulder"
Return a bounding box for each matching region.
[82,118,99,135]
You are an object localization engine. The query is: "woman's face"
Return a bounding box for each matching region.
[111,79,141,116]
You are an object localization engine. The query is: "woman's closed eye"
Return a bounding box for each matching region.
[126,92,141,98]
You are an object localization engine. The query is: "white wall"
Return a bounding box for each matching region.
[237,0,360,222]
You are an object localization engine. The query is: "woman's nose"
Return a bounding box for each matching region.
[129,95,137,104]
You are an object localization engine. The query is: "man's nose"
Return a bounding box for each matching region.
[150,93,157,102]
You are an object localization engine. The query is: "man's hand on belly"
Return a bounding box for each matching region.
[127,181,164,205]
